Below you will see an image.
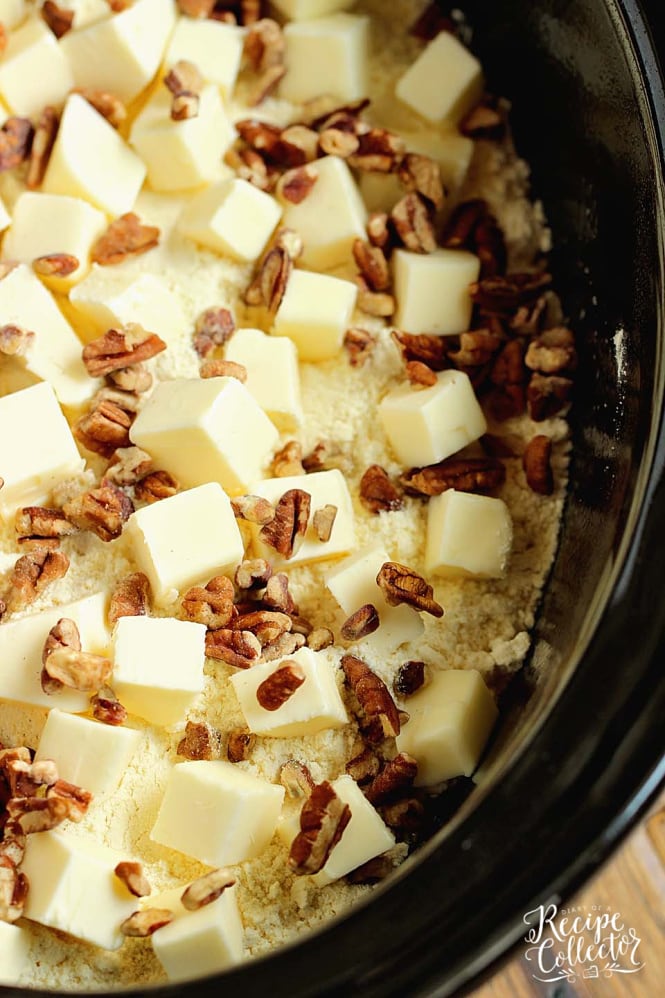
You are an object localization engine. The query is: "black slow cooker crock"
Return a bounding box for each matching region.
[3,2,664,995]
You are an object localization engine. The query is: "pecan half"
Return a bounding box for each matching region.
[43,648,112,692]
[525,327,577,374]
[364,752,418,805]
[256,661,305,710]
[398,153,444,209]
[359,465,403,515]
[523,435,554,495]
[391,193,437,253]
[75,398,133,458]
[92,214,160,266]
[205,628,262,668]
[393,661,427,698]
[0,323,35,356]
[280,760,314,799]
[376,562,443,618]
[26,105,58,187]
[109,572,151,626]
[74,88,127,129]
[115,862,151,898]
[342,654,401,738]
[288,781,351,876]
[527,373,573,421]
[91,687,128,726]
[133,470,179,505]
[4,549,69,614]
[233,609,292,647]
[352,239,391,292]
[0,117,34,171]
[177,720,222,761]
[82,325,167,377]
[341,604,380,642]
[399,456,506,497]
[259,489,311,559]
[121,909,173,937]
[247,245,292,313]
[181,868,236,911]
[392,330,449,371]
[344,327,376,367]
[41,0,74,37]
[226,729,255,763]
[235,558,272,590]
[193,307,235,358]
[182,575,234,629]
[406,360,437,388]
[63,483,134,542]
[15,506,77,545]
[312,504,337,543]
[279,164,318,204]
[41,617,80,695]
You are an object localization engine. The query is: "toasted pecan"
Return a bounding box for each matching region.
[288,781,351,876]
[259,489,311,559]
[92,214,160,266]
[399,457,506,497]
[342,654,401,738]
[523,435,554,495]
[109,572,151,626]
[359,465,403,515]
[376,562,443,618]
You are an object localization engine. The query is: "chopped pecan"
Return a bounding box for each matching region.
[74,88,127,129]
[260,489,311,559]
[41,617,80,695]
[319,126,359,158]
[277,124,319,164]
[470,272,552,315]
[75,398,133,458]
[200,358,247,381]
[309,97,370,130]
[41,0,74,35]
[380,796,426,833]
[228,144,276,191]
[226,729,255,763]
[232,495,275,525]
[527,373,573,421]
[393,661,427,698]
[280,760,314,799]
[0,856,26,923]
[341,604,380,642]
[115,862,151,898]
[398,153,445,209]
[164,59,204,120]
[0,323,35,357]
[392,330,449,371]
[235,118,283,158]
[82,325,167,377]
[366,211,391,251]
[0,117,34,171]
[121,909,173,937]
[8,794,78,834]
[353,238,391,292]
[377,562,443,618]
[108,364,153,393]
[0,826,26,868]
[364,752,418,805]
[346,850,402,884]
[26,105,57,188]
[256,661,305,710]
[5,758,58,798]
[303,439,350,474]
[359,465,403,515]
[288,781,351,875]
[205,628,262,668]
[235,558,272,589]
[312,504,337,543]
[274,226,304,261]
[244,18,285,105]
[391,192,437,253]
[109,572,151,626]
[460,98,506,140]
[278,164,318,204]
[134,470,179,504]
[525,327,577,374]
[261,630,305,662]
[449,329,502,369]
[349,127,405,173]
[193,307,235,358]
[262,572,298,614]
[491,338,526,387]
[15,506,77,545]
[182,575,235,629]
[342,654,401,738]
[177,720,222,761]
[233,609,292,647]
[523,435,554,495]
[306,627,334,651]
[43,647,112,692]
[406,360,437,388]
[181,868,236,911]
[91,687,128,726]
[105,446,153,487]
[245,245,292,312]
[33,252,79,277]
[92,214,160,266]
[510,294,550,336]
[344,327,377,367]
[47,780,92,821]
[63,483,134,542]
[345,746,380,784]
[355,279,396,318]
[4,549,69,614]
[399,456,506,497]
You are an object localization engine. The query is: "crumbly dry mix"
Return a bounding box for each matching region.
[0,0,574,989]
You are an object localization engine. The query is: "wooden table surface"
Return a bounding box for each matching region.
[471,790,665,998]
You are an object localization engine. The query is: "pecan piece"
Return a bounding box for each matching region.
[262,572,298,614]
[164,59,204,121]
[355,278,395,317]
[245,245,292,313]
[63,483,134,542]
[121,909,173,937]
[91,687,128,726]
[0,117,34,171]
[525,327,577,374]
[449,329,502,369]
[259,489,311,559]
[278,164,318,204]
[470,272,552,315]
[460,98,506,140]
[200,358,247,381]
[376,562,443,618]
[280,760,314,799]
[0,856,27,923]
[134,470,179,504]
[523,435,554,495]
[256,661,305,710]
[8,794,78,834]
[406,360,437,388]
[288,781,351,876]
[205,628,262,668]
[392,330,449,371]
[312,504,337,543]
[115,862,151,898]
[82,325,167,377]
[393,661,427,698]
[391,193,437,253]
[344,327,376,367]
[74,88,127,129]
[105,446,153,487]
[276,124,319,165]
[109,572,151,625]
[244,18,286,105]
[342,654,401,738]
[366,211,391,251]
[232,495,275,525]
[5,758,58,798]
[348,128,405,173]
[352,239,391,292]
[43,647,112,692]
[226,729,255,762]
[306,627,334,651]
[25,105,58,187]
[364,753,418,806]
[41,617,80,695]
[235,558,272,590]
[0,323,35,356]
[527,373,573,421]
[41,0,74,37]
[47,780,92,821]
[341,604,380,642]
[233,609,292,647]
[108,364,152,393]
[177,721,222,761]
[33,252,79,277]
[182,575,235,629]
[319,126,359,158]
[398,153,444,209]
[4,549,69,614]
[261,631,305,662]
[181,869,236,911]
[380,796,426,833]
[75,399,133,458]
[92,214,160,266]
[15,506,77,544]
[359,465,403,515]
[193,307,235,358]
[399,457,506,497]
[345,746,380,784]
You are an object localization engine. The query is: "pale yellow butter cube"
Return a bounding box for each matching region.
[249,469,355,569]
[230,646,348,738]
[0,264,97,407]
[43,94,146,217]
[0,18,74,115]
[225,327,303,431]
[125,483,244,607]
[0,382,85,516]
[35,709,141,795]
[271,0,354,18]
[151,760,284,866]
[112,616,206,727]
[21,830,137,950]
[326,545,424,654]
[393,247,480,335]
[272,269,357,362]
[279,156,366,270]
[425,489,512,579]
[379,370,487,469]
[396,668,498,785]
[281,14,369,103]
[60,0,177,103]
[129,377,278,494]
[2,192,107,290]
[0,0,26,30]
[165,17,244,99]
[69,269,187,345]
[0,922,30,985]
[395,30,484,124]
[0,591,109,711]
[313,775,395,886]
[145,884,243,983]
[130,85,235,193]
[178,178,281,262]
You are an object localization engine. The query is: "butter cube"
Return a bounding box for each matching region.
[165,17,244,99]
[0,0,26,30]
[249,469,355,568]
[21,830,137,950]
[281,14,369,104]
[0,382,85,517]
[393,247,480,336]
[396,31,484,124]
[272,0,353,17]
[60,0,177,103]
[130,85,235,193]
[35,709,141,795]
[425,489,512,579]
[279,156,366,270]
[43,94,146,217]
[2,192,107,290]
[178,178,281,262]
[272,269,357,362]
[125,483,244,607]
[0,264,98,407]
[146,884,243,983]
[0,19,74,116]
[112,616,206,727]
[69,269,187,345]
[151,761,284,866]
[396,668,498,785]
[230,646,348,738]
[225,327,303,431]
[0,591,109,712]
[313,775,394,886]
[326,545,424,654]
[0,922,30,986]
[129,377,278,494]
[379,369,487,469]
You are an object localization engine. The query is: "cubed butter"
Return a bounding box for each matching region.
[112,616,206,726]
[230,646,347,738]
[145,884,244,983]
[0,591,109,712]
[0,922,30,986]
[313,775,394,886]
[125,483,244,607]
[225,327,303,431]
[178,178,281,262]
[0,0,26,30]
[393,247,480,336]
[0,18,74,116]
[396,668,498,785]
[165,17,244,99]
[379,369,487,469]
[395,30,484,124]
[279,156,366,270]
[272,269,357,362]
[0,382,85,517]
[35,709,141,795]
[42,94,147,217]
[2,192,107,290]
[21,830,137,950]
[0,264,98,407]
[281,14,369,103]
[271,0,354,19]
[68,269,187,345]
[249,469,355,568]
[60,0,177,103]
[326,545,424,654]
[129,377,278,494]
[130,85,235,193]
[151,760,284,866]
[425,489,512,578]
